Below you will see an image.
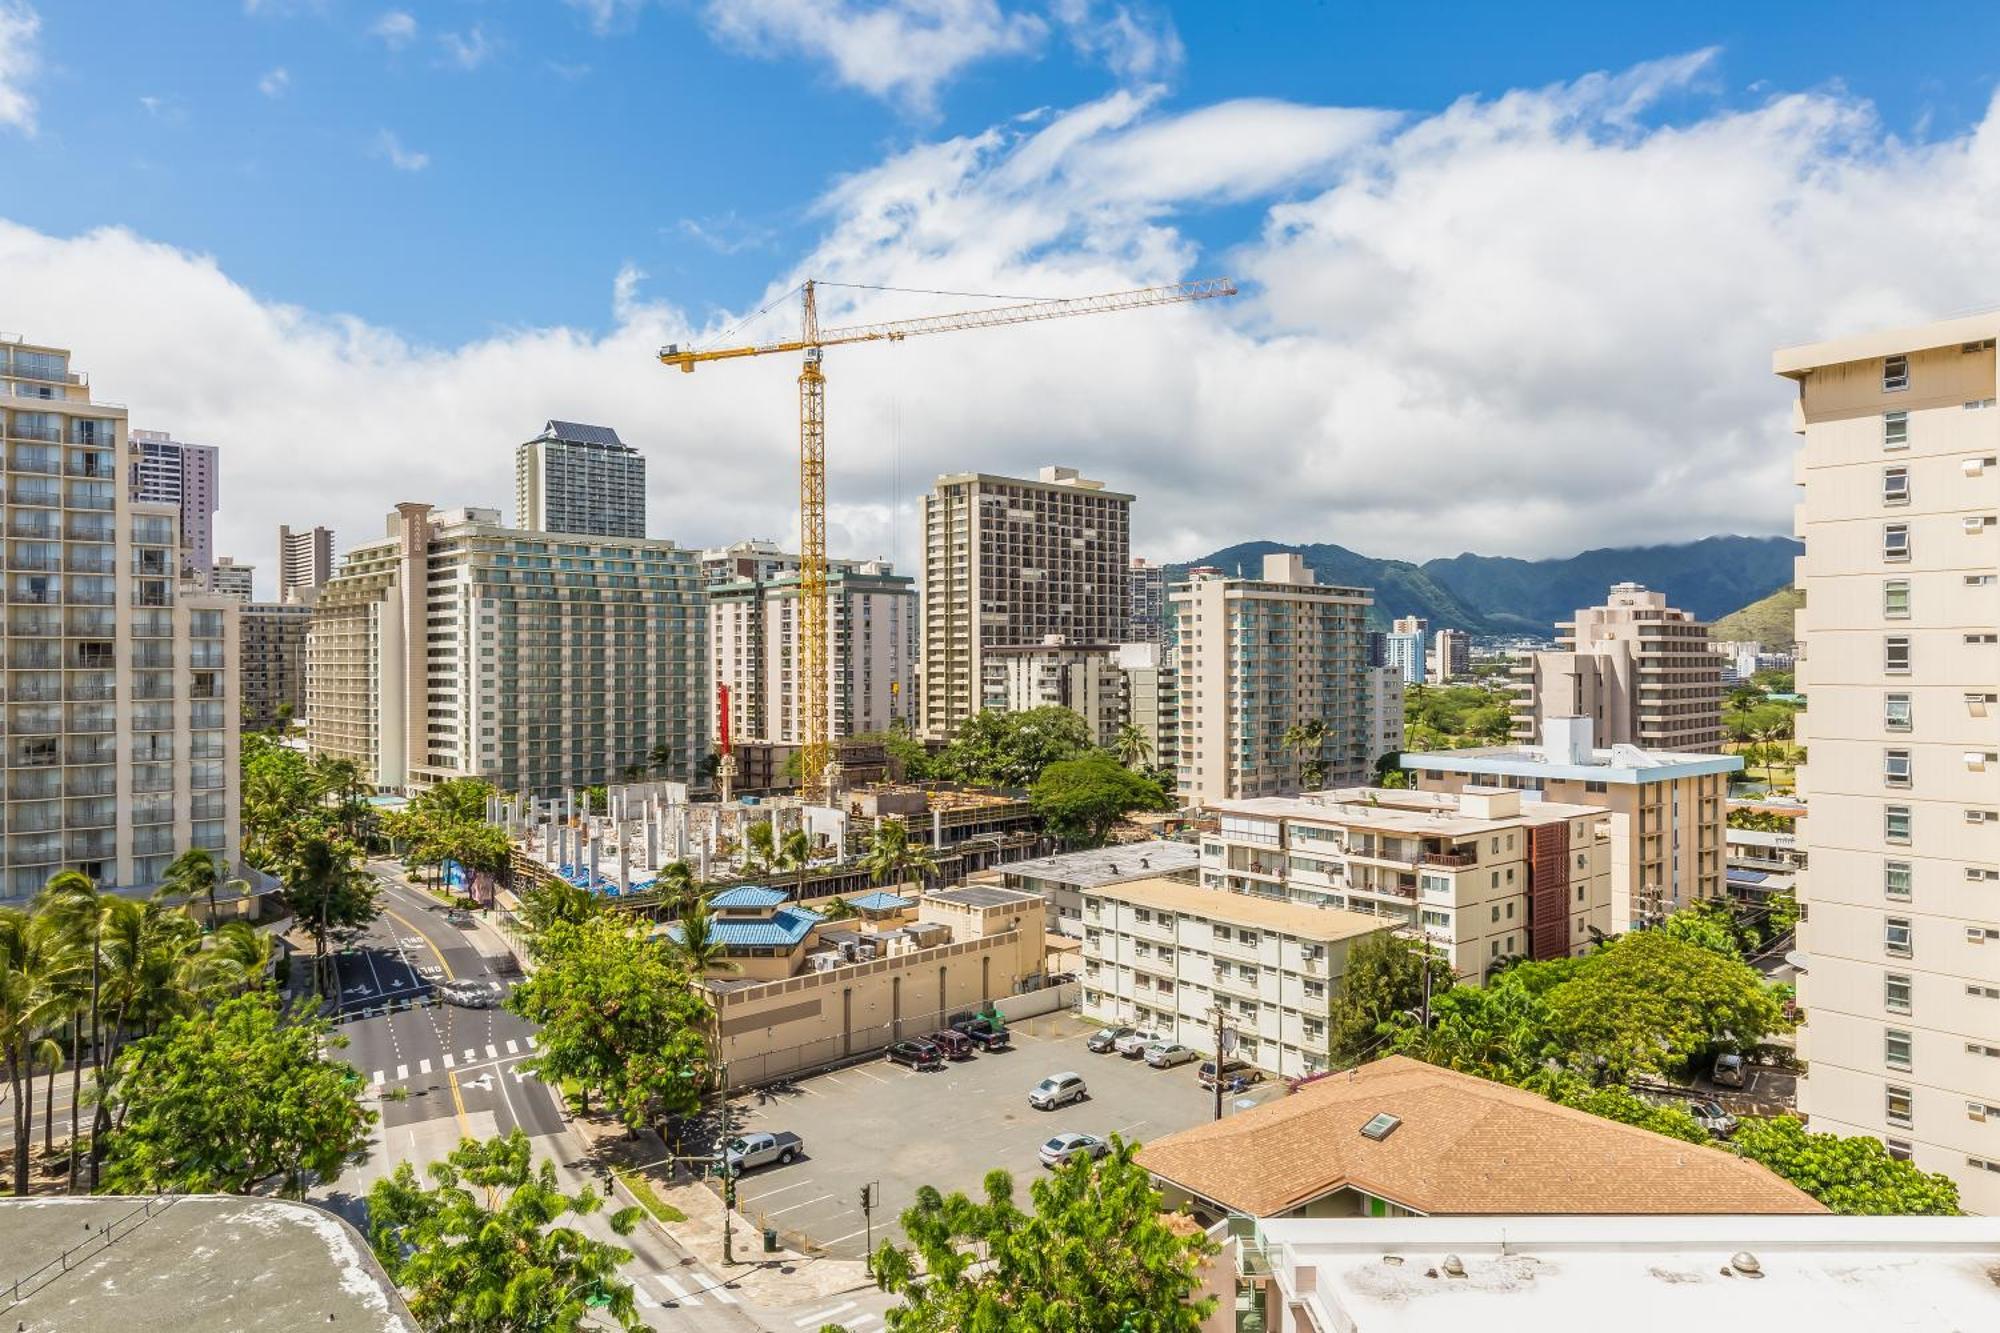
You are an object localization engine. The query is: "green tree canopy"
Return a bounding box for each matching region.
[1732,1115,1959,1214]
[1327,933,1451,1067]
[100,990,374,1198]
[1656,900,1743,960]
[1028,752,1171,847]
[1404,684,1514,749]
[867,1140,1216,1332]
[507,916,712,1126]
[933,706,1093,788]
[277,833,379,997]
[861,816,938,889]
[367,1129,644,1332]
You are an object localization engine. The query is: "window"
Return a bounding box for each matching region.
[1886,1084,1914,1127]
[1969,984,2000,1000]
[1885,636,1911,674]
[1885,860,1913,901]
[1883,467,1910,505]
[1883,410,1909,448]
[1885,916,1913,958]
[1968,867,2000,882]
[1885,1139,1914,1162]
[1885,973,1912,1015]
[1885,805,1913,844]
[1884,749,1912,788]
[1883,523,1910,561]
[1970,1158,2000,1174]
[1969,1042,2000,1058]
[1883,355,1909,391]
[1885,693,1913,731]
[1885,1029,1913,1070]
[1883,579,1911,619]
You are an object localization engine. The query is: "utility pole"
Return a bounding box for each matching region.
[718,1061,734,1266]
[1210,1007,1230,1123]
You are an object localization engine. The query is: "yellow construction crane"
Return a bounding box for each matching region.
[660,276,1238,802]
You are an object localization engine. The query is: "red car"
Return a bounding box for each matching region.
[927,1028,975,1059]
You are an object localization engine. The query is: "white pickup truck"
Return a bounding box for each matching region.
[722,1131,802,1176]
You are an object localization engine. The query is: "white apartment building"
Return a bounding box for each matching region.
[1510,582,1724,750]
[278,524,334,603]
[707,558,915,747]
[1172,554,1372,802]
[1200,786,1613,981]
[1777,315,2000,1214]
[982,636,1123,744]
[1118,640,1173,771]
[211,556,254,601]
[1384,629,1426,685]
[1431,627,1470,680]
[128,428,219,585]
[306,503,705,795]
[1000,838,1201,937]
[1079,875,1392,1078]
[1364,664,1405,765]
[1,339,240,905]
[1404,717,1737,932]
[920,466,1132,736]
[1130,556,1168,644]
[514,420,646,539]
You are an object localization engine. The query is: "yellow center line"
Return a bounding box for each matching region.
[381,901,469,1133]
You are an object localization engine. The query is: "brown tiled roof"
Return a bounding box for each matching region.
[1134,1056,1826,1218]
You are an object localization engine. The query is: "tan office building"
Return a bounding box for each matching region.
[920,466,1131,736]
[0,338,240,904]
[1776,314,2000,1215]
[1510,582,1723,751]
[278,524,334,604]
[1172,554,1373,802]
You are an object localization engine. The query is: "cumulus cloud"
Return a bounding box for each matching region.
[258,66,290,98]
[437,24,497,71]
[7,56,2000,575]
[368,9,417,50]
[0,0,39,135]
[1050,0,1181,82]
[373,129,429,171]
[701,0,1046,115]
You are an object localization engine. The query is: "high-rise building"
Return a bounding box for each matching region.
[920,466,1132,736]
[982,636,1123,745]
[128,428,219,584]
[1116,641,1173,772]
[278,524,334,603]
[211,556,254,601]
[307,504,705,794]
[0,339,240,905]
[1171,554,1372,802]
[707,557,915,748]
[1363,664,1405,763]
[514,420,646,539]
[240,602,312,732]
[1384,628,1427,684]
[1432,627,1471,680]
[1129,557,1169,644]
[1776,315,2000,1214]
[699,538,798,585]
[1509,582,1723,750]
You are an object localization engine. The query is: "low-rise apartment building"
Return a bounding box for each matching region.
[1404,717,1738,932]
[999,839,1201,936]
[1200,787,1613,979]
[1079,876,1393,1079]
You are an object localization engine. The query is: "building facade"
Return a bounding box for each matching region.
[1130,556,1169,644]
[0,339,240,904]
[128,428,219,585]
[920,466,1132,737]
[306,503,705,794]
[1172,554,1372,802]
[210,556,254,601]
[1777,315,2000,1214]
[1510,582,1724,751]
[1432,627,1471,680]
[1364,664,1405,765]
[278,524,334,603]
[1117,640,1173,772]
[514,420,646,539]
[240,601,312,732]
[1383,629,1427,685]
[982,636,1123,744]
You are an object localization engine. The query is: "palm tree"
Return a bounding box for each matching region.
[158,848,249,928]
[861,816,938,891]
[1280,719,1329,789]
[281,835,370,999]
[1,906,69,1195]
[1111,723,1153,771]
[34,1034,63,1158]
[777,828,812,902]
[648,742,675,779]
[655,861,698,920]
[669,899,738,977]
[34,871,106,1193]
[743,818,776,875]
[819,896,859,921]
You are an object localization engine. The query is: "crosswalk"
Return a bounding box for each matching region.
[369,1034,536,1089]
[790,1301,882,1329]
[643,1270,741,1308]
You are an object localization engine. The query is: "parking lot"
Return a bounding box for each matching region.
[712,1012,1280,1260]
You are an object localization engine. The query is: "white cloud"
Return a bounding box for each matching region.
[701,0,1046,115]
[563,0,647,36]
[368,9,417,50]
[6,57,2000,574]
[437,24,496,71]
[373,129,429,172]
[1050,0,1181,82]
[677,213,777,255]
[0,0,39,135]
[258,67,290,98]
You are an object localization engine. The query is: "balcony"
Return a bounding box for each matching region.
[1420,849,1478,869]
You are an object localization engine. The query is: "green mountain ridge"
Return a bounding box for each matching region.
[1175,535,1802,636]
[1710,585,1804,649]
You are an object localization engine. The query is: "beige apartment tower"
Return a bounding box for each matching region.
[1510,582,1724,751]
[920,466,1131,736]
[1777,315,2000,1215]
[278,524,334,603]
[0,338,240,905]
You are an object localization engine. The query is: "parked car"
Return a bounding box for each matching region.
[953,1016,1011,1051]
[722,1131,803,1175]
[1144,1042,1198,1069]
[1711,1053,1748,1088]
[1038,1132,1109,1168]
[927,1028,975,1059]
[1198,1058,1262,1091]
[1087,1026,1135,1054]
[1029,1072,1088,1110]
[1113,1029,1158,1058]
[886,1039,945,1071]
[1689,1099,1739,1137]
[443,910,477,928]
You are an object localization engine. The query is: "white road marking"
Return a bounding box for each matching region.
[462,1049,475,1063]
[821,1226,872,1247]
[767,1193,835,1217]
[442,1053,454,1069]
[849,1066,890,1085]
[418,1058,432,1075]
[371,1069,385,1086]
[711,1284,739,1306]
[505,1039,519,1055]
[394,1064,408,1081]
[842,1315,877,1329]
[741,1179,815,1203]
[796,1302,855,1326]
[485,1043,498,1059]
[653,1273,701,1306]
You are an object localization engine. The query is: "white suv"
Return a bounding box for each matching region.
[1029,1072,1088,1110]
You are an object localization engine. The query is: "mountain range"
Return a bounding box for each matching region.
[1174,535,1802,636]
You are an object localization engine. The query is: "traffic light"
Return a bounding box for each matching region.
[858,1184,874,1212]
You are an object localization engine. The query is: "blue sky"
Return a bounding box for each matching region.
[4,2,2000,580]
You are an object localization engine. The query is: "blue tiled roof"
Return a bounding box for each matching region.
[709,905,823,948]
[1728,869,1771,884]
[710,885,788,909]
[848,891,914,913]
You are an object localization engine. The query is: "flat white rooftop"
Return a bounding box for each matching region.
[1402,743,1741,785]
[1254,1215,2000,1332]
